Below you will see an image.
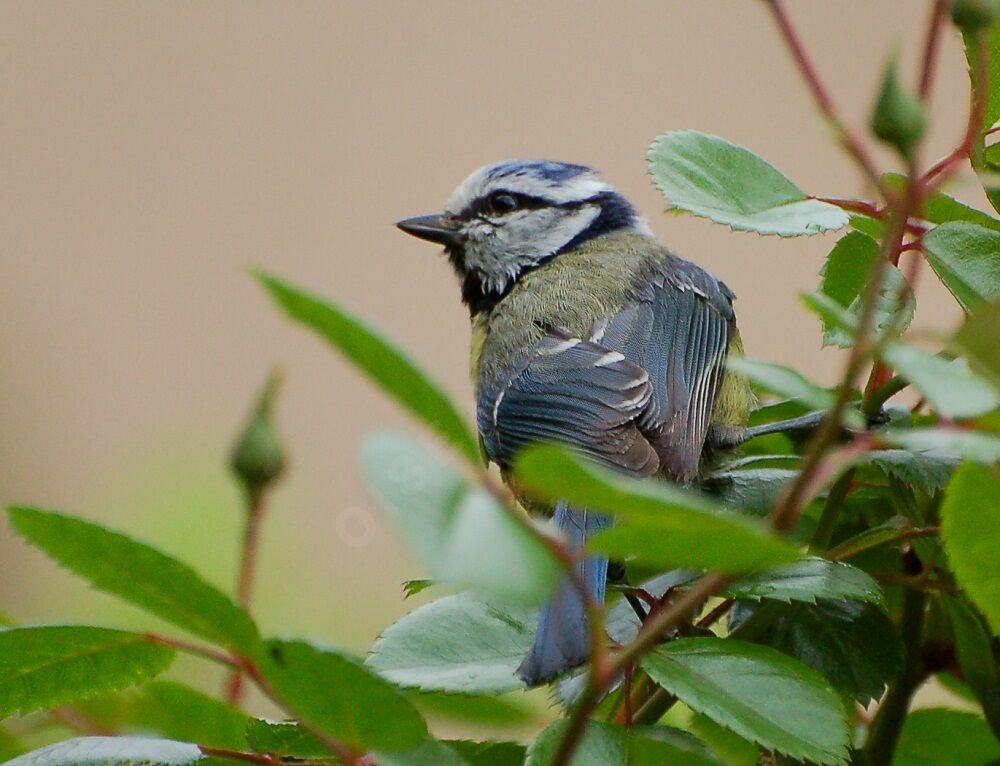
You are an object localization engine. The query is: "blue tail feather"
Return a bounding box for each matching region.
[516,503,611,685]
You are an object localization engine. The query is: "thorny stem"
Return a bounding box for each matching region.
[763,0,888,197]
[225,490,268,704]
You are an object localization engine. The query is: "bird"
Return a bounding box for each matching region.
[396,159,754,686]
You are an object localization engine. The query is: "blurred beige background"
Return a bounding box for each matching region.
[0,0,981,709]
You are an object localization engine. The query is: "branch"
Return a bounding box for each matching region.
[917,0,949,101]
[763,0,888,196]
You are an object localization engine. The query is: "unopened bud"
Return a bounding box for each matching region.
[871,59,927,160]
[231,370,286,501]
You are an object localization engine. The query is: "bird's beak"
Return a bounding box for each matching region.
[395,213,464,247]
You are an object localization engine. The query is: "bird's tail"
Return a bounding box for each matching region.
[516,503,611,686]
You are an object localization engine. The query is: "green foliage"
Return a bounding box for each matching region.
[515,445,800,572]
[647,131,848,236]
[641,638,850,765]
[526,720,723,766]
[366,592,534,694]
[921,222,1000,312]
[954,302,1000,388]
[244,719,332,758]
[745,600,904,705]
[941,463,1000,634]
[256,271,481,464]
[870,58,926,158]
[3,737,204,766]
[881,342,999,419]
[127,682,250,751]
[943,597,1000,735]
[361,432,560,604]
[725,357,836,412]
[259,639,426,751]
[0,627,173,718]
[892,709,1000,765]
[5,507,260,655]
[726,558,885,607]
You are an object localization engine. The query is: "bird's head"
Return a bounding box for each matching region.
[396,160,653,314]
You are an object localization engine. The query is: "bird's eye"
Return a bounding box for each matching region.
[488,193,519,215]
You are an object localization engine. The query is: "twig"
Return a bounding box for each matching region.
[696,598,734,630]
[198,746,278,766]
[810,468,857,553]
[828,525,940,561]
[143,633,243,670]
[763,0,887,196]
[225,490,268,704]
[917,0,948,101]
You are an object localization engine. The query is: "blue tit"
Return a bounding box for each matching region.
[397,160,754,686]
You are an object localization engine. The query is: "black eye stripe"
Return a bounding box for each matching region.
[461,191,551,218]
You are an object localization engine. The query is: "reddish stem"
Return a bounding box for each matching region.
[225,491,268,704]
[917,0,948,101]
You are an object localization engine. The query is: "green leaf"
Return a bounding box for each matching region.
[372,738,471,766]
[726,358,835,411]
[963,15,1000,136]
[360,432,560,604]
[748,599,903,705]
[954,302,1000,389]
[514,445,800,573]
[0,626,173,718]
[526,720,724,766]
[943,597,1000,735]
[3,737,203,766]
[641,638,850,766]
[260,638,426,751]
[702,466,799,516]
[366,592,535,695]
[128,681,250,751]
[5,507,260,655]
[727,558,885,608]
[689,714,759,766]
[865,450,960,494]
[922,222,1000,312]
[826,517,914,560]
[802,292,858,347]
[647,131,848,237]
[0,726,24,761]
[882,428,1000,464]
[892,708,1000,766]
[884,173,1000,232]
[447,740,526,766]
[881,343,999,419]
[403,579,435,599]
[256,272,479,464]
[244,719,332,759]
[410,690,533,726]
[941,463,1000,634]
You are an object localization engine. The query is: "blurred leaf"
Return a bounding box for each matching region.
[881,343,999,419]
[0,626,173,718]
[6,507,260,655]
[962,14,1000,135]
[984,142,1000,215]
[526,720,724,766]
[954,302,1000,389]
[864,450,959,494]
[941,463,1000,634]
[802,292,858,346]
[642,638,850,766]
[726,358,835,412]
[244,719,331,759]
[0,726,24,761]
[727,558,885,608]
[372,738,471,766]
[256,272,480,464]
[403,579,435,599]
[748,398,812,427]
[260,638,426,751]
[892,708,1000,766]
[922,222,1000,312]
[748,599,903,705]
[448,740,526,766]
[882,428,1000,464]
[366,592,534,695]
[689,714,759,766]
[944,597,1000,735]
[826,517,915,560]
[647,131,848,236]
[3,737,203,766]
[128,681,249,751]
[515,445,800,573]
[361,432,559,604]
[702,467,799,516]
[409,690,533,726]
